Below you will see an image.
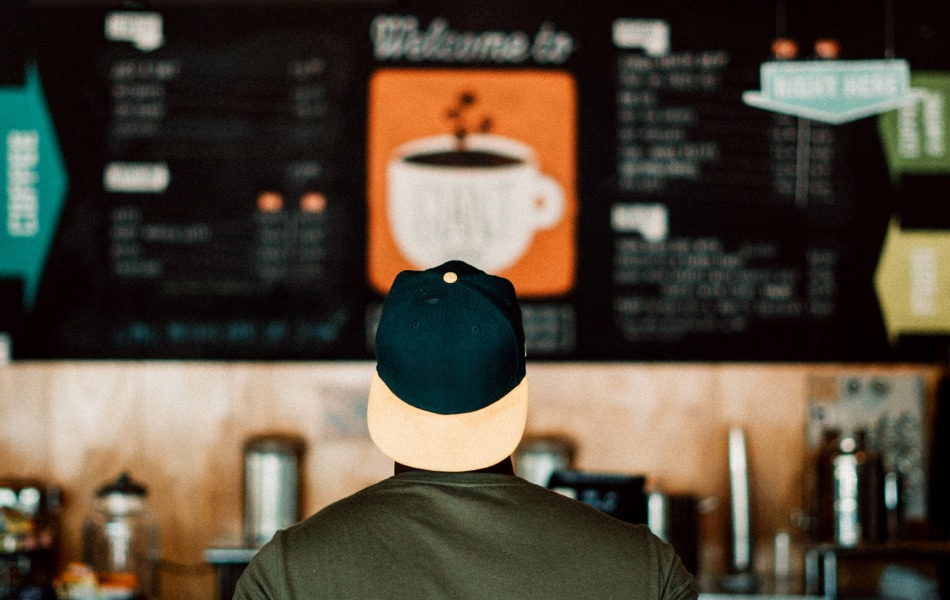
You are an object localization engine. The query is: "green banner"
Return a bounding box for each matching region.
[878,71,950,179]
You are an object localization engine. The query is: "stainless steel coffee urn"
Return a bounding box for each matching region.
[243,434,306,547]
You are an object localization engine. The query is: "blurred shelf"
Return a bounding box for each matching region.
[805,541,950,599]
[807,540,950,557]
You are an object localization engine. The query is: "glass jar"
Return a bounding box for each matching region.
[82,472,160,600]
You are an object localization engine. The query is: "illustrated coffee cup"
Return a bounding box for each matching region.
[386,133,565,273]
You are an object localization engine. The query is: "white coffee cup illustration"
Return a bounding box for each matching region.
[386,133,565,273]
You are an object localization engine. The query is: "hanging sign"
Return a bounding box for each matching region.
[878,72,950,178]
[0,64,68,309]
[874,217,950,342]
[743,59,926,124]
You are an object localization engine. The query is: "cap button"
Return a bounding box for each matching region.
[443,272,458,284]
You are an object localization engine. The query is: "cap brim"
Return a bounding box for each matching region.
[367,372,528,472]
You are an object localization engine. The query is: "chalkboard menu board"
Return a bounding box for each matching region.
[1,0,948,360]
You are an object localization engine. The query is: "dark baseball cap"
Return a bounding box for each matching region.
[367,260,528,472]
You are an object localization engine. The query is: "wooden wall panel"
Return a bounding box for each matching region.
[0,361,940,599]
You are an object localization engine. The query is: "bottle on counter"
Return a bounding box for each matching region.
[807,426,841,542]
[82,472,160,600]
[831,429,885,546]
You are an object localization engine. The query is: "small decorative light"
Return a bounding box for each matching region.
[771,38,798,60]
[814,39,840,60]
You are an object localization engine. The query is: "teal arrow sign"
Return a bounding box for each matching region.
[743,59,926,124]
[0,64,68,310]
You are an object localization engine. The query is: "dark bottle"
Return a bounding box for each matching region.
[811,428,841,542]
[831,430,885,546]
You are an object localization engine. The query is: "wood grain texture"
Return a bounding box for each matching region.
[0,361,940,599]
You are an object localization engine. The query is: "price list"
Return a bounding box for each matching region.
[768,114,837,207]
[600,29,897,359]
[91,23,364,357]
[615,50,730,195]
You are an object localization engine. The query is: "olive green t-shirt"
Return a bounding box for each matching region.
[234,470,697,600]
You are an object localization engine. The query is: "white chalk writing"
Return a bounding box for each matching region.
[6,130,40,238]
[370,15,574,64]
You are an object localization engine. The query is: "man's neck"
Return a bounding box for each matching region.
[394,457,515,476]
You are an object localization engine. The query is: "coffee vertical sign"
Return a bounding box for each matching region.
[366,15,581,355]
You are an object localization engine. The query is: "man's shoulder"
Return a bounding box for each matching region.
[294,476,399,521]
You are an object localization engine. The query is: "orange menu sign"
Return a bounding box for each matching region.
[367,69,577,296]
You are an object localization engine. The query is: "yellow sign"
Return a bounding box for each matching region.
[874,217,950,342]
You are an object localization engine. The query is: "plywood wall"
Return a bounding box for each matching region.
[0,361,940,599]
